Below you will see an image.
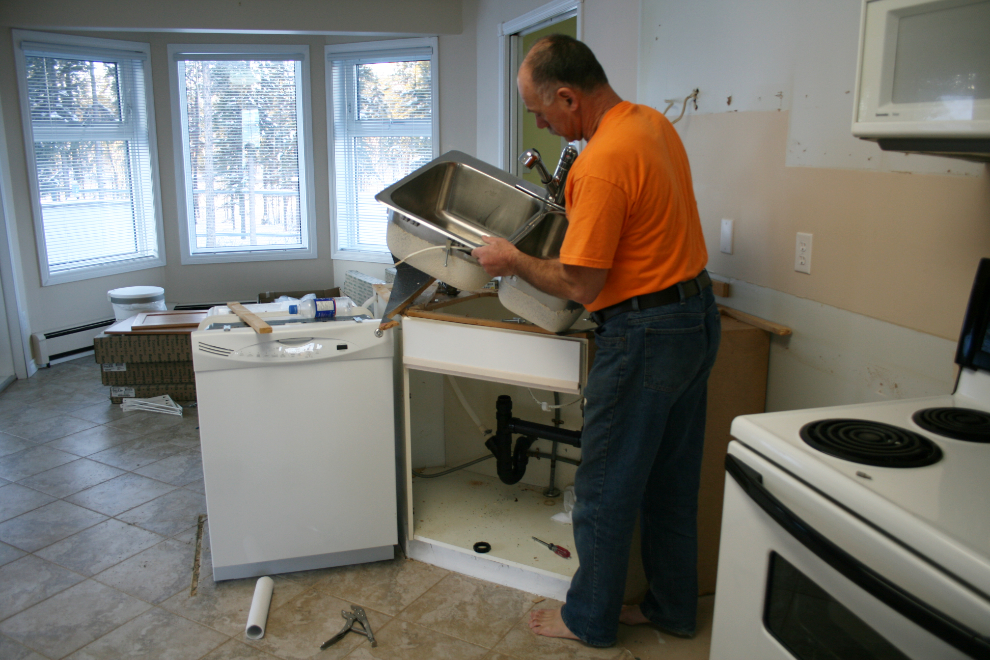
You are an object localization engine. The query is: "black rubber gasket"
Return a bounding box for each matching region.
[473,542,491,554]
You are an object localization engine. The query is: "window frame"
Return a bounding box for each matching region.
[168,43,318,265]
[326,37,439,264]
[12,30,166,286]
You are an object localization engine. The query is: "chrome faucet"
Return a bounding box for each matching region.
[518,145,578,207]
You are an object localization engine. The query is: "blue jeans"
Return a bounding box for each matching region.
[560,287,721,647]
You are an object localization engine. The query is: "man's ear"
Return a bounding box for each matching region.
[557,87,579,109]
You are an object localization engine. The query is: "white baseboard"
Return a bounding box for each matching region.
[406,536,570,601]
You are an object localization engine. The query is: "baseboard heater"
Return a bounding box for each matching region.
[31,319,115,367]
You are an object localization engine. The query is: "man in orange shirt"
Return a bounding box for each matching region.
[473,35,721,647]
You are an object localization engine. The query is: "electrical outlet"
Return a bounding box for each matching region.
[720,219,733,255]
[795,232,812,274]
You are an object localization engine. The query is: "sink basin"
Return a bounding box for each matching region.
[377,150,583,331]
[377,151,552,249]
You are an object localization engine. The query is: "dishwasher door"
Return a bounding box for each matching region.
[193,320,397,580]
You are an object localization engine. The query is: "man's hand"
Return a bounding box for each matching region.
[472,236,519,277]
[473,235,608,305]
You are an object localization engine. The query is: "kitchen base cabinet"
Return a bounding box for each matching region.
[399,307,772,600]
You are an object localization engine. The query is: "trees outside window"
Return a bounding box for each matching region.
[13,31,164,284]
[328,39,438,262]
[169,45,316,264]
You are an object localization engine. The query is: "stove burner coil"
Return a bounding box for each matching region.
[912,407,990,443]
[799,419,942,467]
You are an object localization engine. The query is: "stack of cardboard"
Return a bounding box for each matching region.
[94,311,202,404]
[94,289,343,404]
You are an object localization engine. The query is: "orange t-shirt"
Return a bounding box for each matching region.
[559,101,708,312]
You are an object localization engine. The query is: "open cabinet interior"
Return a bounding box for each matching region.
[399,310,590,598]
[415,369,587,569]
[398,301,777,600]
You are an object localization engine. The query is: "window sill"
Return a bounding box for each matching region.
[331,250,394,265]
[179,247,317,266]
[42,256,166,287]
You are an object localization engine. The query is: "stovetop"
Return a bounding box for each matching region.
[731,258,990,598]
[731,367,990,600]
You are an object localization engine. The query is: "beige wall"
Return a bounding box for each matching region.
[690,110,990,341]
[0,0,474,337]
[640,0,990,343]
[640,0,989,409]
[0,0,462,35]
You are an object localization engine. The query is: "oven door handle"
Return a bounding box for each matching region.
[725,453,990,659]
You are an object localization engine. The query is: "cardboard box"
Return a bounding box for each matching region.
[257,287,340,304]
[100,361,195,386]
[93,333,193,364]
[109,383,197,404]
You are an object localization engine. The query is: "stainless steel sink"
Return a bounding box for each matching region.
[377,150,558,250]
[376,150,584,332]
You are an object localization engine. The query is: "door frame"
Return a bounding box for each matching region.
[497,0,583,172]
[0,88,31,381]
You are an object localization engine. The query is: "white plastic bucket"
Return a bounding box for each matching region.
[108,286,167,321]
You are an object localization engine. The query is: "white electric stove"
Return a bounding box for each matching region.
[710,259,990,660]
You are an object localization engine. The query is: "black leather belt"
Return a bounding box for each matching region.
[590,270,712,325]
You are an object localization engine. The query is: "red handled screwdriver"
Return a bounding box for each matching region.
[533,536,571,559]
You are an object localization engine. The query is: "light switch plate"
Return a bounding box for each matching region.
[795,232,812,274]
[720,219,733,255]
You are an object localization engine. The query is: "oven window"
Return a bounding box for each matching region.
[764,552,909,660]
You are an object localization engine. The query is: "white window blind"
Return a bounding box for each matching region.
[328,40,437,261]
[171,46,314,263]
[15,33,164,284]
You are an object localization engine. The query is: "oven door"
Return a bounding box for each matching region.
[710,441,990,660]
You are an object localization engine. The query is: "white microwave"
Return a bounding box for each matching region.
[852,0,990,161]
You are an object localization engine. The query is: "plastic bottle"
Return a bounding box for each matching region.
[288,297,356,319]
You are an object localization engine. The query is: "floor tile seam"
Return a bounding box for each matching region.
[31,523,169,577]
[35,436,133,460]
[0,482,58,520]
[88,535,181,587]
[11,461,127,500]
[0,510,110,555]
[391,568,539,646]
[388,618,493,655]
[45,600,168,660]
[389,576,509,648]
[0,560,89,625]
[484,599,540,653]
[62,472,182,518]
[156,598,246,642]
[0,631,54,660]
[124,604,236,660]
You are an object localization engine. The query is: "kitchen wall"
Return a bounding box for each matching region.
[0,0,473,344]
[640,0,989,410]
[472,0,641,166]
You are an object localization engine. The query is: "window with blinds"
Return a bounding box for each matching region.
[328,39,438,262]
[13,32,164,285]
[169,45,315,264]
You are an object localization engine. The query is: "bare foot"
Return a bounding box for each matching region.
[529,607,580,641]
[619,604,651,626]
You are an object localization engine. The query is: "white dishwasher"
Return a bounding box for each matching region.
[192,314,397,581]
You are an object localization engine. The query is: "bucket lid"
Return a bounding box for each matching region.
[108,286,165,304]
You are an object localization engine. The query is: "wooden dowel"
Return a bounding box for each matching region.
[718,305,792,336]
[228,302,273,334]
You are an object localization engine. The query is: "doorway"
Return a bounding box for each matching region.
[516,16,577,188]
[497,0,582,174]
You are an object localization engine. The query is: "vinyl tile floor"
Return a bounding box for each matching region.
[0,355,713,660]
